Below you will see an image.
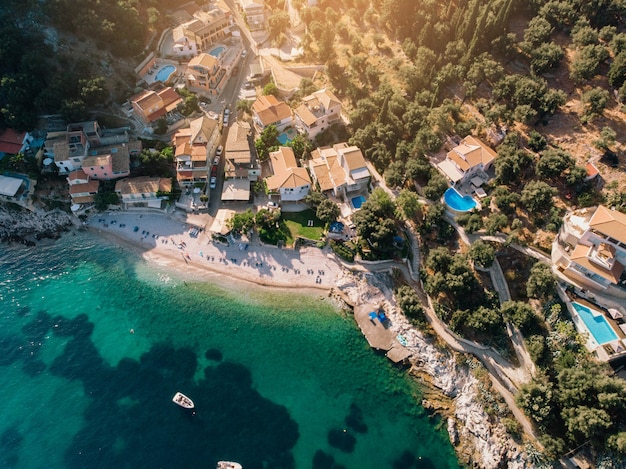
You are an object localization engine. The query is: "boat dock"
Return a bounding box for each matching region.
[354,303,412,364]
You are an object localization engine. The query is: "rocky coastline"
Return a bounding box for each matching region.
[0,206,78,245]
[334,270,529,469]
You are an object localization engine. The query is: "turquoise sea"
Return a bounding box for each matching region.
[0,231,460,469]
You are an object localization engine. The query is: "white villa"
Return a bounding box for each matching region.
[294,88,342,140]
[553,205,626,293]
[170,3,232,57]
[436,136,498,185]
[251,95,293,133]
[266,147,311,203]
[308,143,370,198]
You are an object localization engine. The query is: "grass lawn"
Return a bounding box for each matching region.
[281,209,324,243]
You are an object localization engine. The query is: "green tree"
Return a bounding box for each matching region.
[523,16,553,49]
[609,51,626,89]
[521,181,556,213]
[304,190,324,210]
[396,189,421,221]
[263,83,279,97]
[384,161,405,188]
[267,10,291,40]
[255,125,280,161]
[501,301,536,333]
[229,209,256,233]
[526,262,556,299]
[79,76,108,107]
[570,44,609,83]
[537,148,574,180]
[468,240,495,268]
[530,42,564,75]
[422,172,448,200]
[153,117,168,135]
[316,198,340,224]
[581,87,610,120]
[517,379,556,429]
[395,285,425,325]
[484,213,509,235]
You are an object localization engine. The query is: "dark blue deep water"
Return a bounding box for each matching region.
[0,231,460,469]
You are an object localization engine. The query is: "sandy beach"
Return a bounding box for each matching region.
[86,211,345,291]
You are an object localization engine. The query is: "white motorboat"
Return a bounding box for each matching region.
[216,462,242,469]
[172,392,194,409]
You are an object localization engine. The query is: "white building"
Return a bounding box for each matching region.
[552,205,626,292]
[294,88,342,140]
[266,147,311,203]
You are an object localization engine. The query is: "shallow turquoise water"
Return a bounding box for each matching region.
[0,231,460,469]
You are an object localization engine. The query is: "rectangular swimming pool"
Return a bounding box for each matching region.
[351,195,366,209]
[572,302,618,345]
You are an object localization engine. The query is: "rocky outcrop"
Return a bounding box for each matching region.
[0,206,77,244]
[335,270,530,468]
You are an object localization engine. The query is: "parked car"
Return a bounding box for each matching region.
[210,177,217,189]
[242,49,247,58]
[216,145,223,157]
[213,156,220,166]
[211,165,217,177]
[267,201,279,209]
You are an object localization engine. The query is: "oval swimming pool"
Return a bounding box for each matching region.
[155,65,176,82]
[443,187,477,212]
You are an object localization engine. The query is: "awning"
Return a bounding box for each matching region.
[471,176,484,187]
[609,308,623,319]
[437,160,464,183]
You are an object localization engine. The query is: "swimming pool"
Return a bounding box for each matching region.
[351,195,366,209]
[572,302,618,345]
[444,187,477,212]
[277,128,296,145]
[155,65,176,82]
[209,46,225,57]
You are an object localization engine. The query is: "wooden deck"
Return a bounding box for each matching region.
[354,303,411,364]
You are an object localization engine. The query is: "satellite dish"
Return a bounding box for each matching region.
[71,204,81,212]
[43,158,53,165]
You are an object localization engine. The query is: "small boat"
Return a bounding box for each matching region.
[216,462,242,469]
[172,392,194,409]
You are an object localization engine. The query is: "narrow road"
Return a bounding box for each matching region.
[362,163,542,447]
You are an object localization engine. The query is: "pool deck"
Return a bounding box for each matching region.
[353,303,411,364]
[566,293,626,361]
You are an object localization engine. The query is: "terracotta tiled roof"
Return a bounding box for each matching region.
[446,136,497,171]
[266,147,311,191]
[295,103,317,126]
[115,176,172,195]
[68,169,88,181]
[188,53,217,69]
[0,128,26,154]
[338,145,367,171]
[589,205,626,244]
[83,154,110,168]
[252,95,292,127]
[69,180,100,195]
[570,244,624,283]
